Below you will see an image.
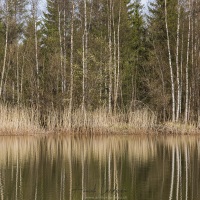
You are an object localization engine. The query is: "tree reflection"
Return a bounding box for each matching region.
[0,136,199,199]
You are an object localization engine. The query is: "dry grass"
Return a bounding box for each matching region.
[162,121,198,134]
[1,103,199,135]
[0,104,42,134]
[128,109,157,133]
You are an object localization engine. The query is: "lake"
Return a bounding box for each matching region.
[0,135,199,200]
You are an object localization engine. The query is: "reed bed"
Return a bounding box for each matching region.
[0,103,199,135]
[45,107,157,134]
[162,121,198,134]
[0,104,41,134]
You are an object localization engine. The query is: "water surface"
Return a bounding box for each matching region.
[0,135,199,200]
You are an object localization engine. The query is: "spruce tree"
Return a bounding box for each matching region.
[122,0,147,109]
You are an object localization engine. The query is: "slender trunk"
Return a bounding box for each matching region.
[82,0,87,112]
[20,55,25,102]
[108,0,112,114]
[165,0,175,121]
[32,0,39,104]
[12,81,15,103]
[191,6,194,120]
[63,6,67,93]
[176,1,181,121]
[180,24,184,120]
[58,9,64,94]
[112,3,117,114]
[99,32,103,104]
[185,0,191,123]
[69,1,74,129]
[0,2,8,99]
[16,47,20,104]
[114,0,121,114]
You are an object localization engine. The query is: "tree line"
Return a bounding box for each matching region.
[0,0,199,124]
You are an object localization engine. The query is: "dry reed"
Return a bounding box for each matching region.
[0,104,41,134]
[1,103,198,135]
[162,121,198,134]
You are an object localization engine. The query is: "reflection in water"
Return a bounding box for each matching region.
[0,136,199,199]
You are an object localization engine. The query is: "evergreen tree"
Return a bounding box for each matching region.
[122,0,147,109]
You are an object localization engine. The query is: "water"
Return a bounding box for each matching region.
[0,135,199,200]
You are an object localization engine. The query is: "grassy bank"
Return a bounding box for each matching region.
[0,104,198,135]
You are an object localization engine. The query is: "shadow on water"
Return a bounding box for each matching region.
[0,135,199,200]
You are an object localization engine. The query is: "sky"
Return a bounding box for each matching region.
[38,0,150,14]
[141,0,148,5]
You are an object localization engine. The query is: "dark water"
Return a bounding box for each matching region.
[0,135,200,200]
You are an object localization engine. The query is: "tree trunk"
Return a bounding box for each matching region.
[185,0,191,123]
[58,9,64,94]
[69,1,74,129]
[32,0,39,104]
[108,0,113,114]
[82,0,88,112]
[176,0,181,121]
[114,0,121,114]
[0,2,9,99]
[63,5,67,93]
[165,0,175,121]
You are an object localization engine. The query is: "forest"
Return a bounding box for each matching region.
[0,0,199,134]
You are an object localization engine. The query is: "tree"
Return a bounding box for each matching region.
[122,0,147,110]
[147,0,178,121]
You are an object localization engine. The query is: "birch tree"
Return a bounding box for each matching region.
[108,0,112,114]
[114,0,121,114]
[165,0,175,122]
[0,1,9,99]
[185,0,191,123]
[176,0,181,121]
[69,0,75,128]
[82,0,88,112]
[31,0,40,104]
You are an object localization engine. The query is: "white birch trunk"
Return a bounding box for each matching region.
[176,1,181,121]
[165,0,175,121]
[82,0,87,112]
[0,2,9,99]
[112,3,117,113]
[20,55,25,102]
[114,0,121,114]
[108,0,112,114]
[185,0,191,123]
[63,6,67,93]
[58,9,64,94]
[180,25,184,120]
[69,1,74,129]
[16,47,20,104]
[32,0,39,103]
[116,0,121,113]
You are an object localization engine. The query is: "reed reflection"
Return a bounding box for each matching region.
[0,136,199,200]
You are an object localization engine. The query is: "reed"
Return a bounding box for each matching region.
[1,103,199,135]
[0,104,41,134]
[162,122,198,134]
